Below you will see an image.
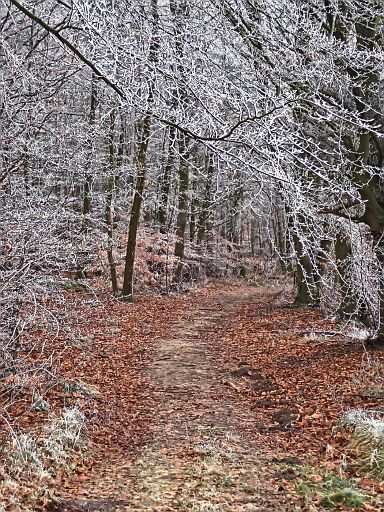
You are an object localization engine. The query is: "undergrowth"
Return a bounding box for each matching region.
[293,355,384,510]
[293,464,367,510]
[0,406,87,510]
[341,409,384,478]
[351,353,384,400]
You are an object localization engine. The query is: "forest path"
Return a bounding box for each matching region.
[52,283,292,512]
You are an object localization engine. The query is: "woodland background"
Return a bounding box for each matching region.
[1,0,384,510]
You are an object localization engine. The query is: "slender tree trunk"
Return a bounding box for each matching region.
[121,114,152,299]
[334,232,355,318]
[197,150,215,245]
[9,290,21,366]
[293,231,317,306]
[250,216,258,256]
[158,125,176,233]
[105,110,118,296]
[275,205,288,271]
[115,112,127,194]
[190,207,197,243]
[189,183,197,243]
[228,178,243,245]
[82,75,98,219]
[174,134,190,259]
[121,0,159,300]
[169,0,191,265]
[313,236,330,301]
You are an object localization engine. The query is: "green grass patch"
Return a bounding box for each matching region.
[293,464,367,510]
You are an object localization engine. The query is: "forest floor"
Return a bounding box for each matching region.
[6,279,384,511]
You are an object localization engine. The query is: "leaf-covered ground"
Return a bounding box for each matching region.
[5,280,384,511]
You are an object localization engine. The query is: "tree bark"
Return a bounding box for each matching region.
[121,114,152,299]
[293,231,317,306]
[158,125,176,233]
[82,75,98,219]
[105,110,118,296]
[174,134,190,259]
[197,150,215,245]
[121,0,159,300]
[335,232,356,319]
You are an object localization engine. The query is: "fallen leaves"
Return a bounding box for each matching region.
[211,290,384,462]
[4,279,384,511]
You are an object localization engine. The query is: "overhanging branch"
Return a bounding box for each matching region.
[9,0,127,100]
[155,100,298,142]
[319,200,364,223]
[8,0,296,146]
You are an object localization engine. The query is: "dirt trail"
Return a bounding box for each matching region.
[53,284,292,511]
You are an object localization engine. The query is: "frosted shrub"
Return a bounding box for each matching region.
[44,407,86,461]
[9,433,43,474]
[0,406,86,508]
[6,407,86,476]
[341,409,384,477]
[342,409,384,438]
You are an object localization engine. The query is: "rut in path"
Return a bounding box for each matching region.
[54,285,291,512]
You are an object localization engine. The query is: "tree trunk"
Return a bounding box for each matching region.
[115,112,127,194]
[335,232,355,319]
[121,114,152,300]
[189,188,197,243]
[275,204,288,272]
[158,125,176,233]
[197,150,215,245]
[105,110,118,296]
[174,134,190,259]
[82,75,98,219]
[121,0,159,300]
[293,232,317,306]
